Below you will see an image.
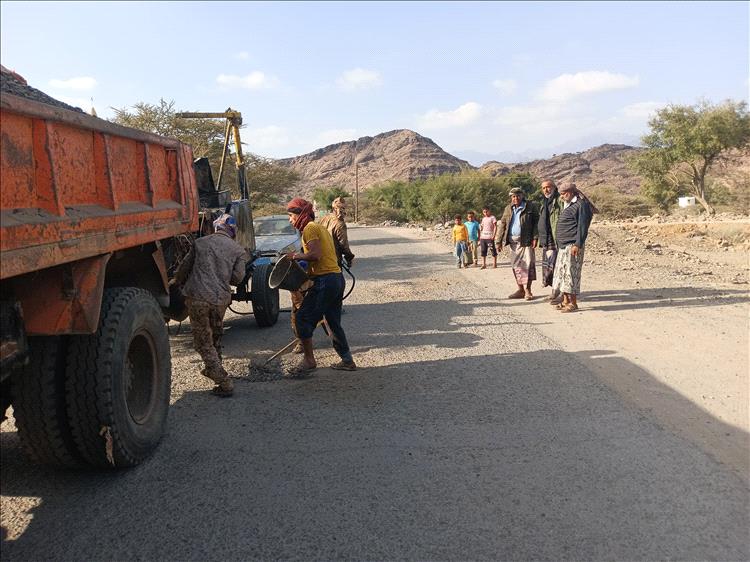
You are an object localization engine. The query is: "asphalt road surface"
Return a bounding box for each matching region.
[1,226,748,560]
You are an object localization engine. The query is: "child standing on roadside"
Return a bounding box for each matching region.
[479,206,498,269]
[465,211,480,267]
[451,214,469,268]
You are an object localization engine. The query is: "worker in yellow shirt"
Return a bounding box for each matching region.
[451,214,470,268]
[286,197,356,375]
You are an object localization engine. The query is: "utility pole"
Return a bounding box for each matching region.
[353,140,359,223]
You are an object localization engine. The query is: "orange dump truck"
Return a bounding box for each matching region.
[0,77,200,468]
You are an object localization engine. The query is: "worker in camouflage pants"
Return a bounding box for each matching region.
[172,213,247,397]
[186,298,228,383]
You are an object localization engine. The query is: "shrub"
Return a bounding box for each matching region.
[586,186,655,218]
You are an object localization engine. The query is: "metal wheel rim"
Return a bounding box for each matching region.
[125,329,158,425]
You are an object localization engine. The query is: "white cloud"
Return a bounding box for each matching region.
[316,128,357,146]
[538,71,639,102]
[492,79,517,96]
[620,101,663,119]
[418,102,482,130]
[234,51,250,60]
[245,125,290,151]
[216,72,279,90]
[336,68,382,92]
[49,76,97,91]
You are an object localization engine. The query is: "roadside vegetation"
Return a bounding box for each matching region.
[358,171,538,224]
[358,171,657,223]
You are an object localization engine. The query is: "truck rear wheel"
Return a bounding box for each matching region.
[251,262,279,327]
[66,288,171,468]
[11,336,81,467]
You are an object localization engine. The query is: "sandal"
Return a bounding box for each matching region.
[331,360,357,371]
[524,291,533,301]
[211,383,234,397]
[560,304,579,313]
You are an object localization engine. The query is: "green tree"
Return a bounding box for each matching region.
[246,153,300,206]
[312,186,351,211]
[402,181,428,221]
[112,99,225,158]
[421,173,476,223]
[628,99,750,214]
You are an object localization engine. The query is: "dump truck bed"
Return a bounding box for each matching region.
[0,93,199,280]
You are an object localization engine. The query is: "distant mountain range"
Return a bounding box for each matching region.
[452,133,643,166]
[274,129,748,199]
[276,129,643,196]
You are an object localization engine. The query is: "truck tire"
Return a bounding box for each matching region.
[66,288,171,468]
[251,262,279,327]
[11,337,81,467]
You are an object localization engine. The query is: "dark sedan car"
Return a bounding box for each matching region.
[253,214,303,259]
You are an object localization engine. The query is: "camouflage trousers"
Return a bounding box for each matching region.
[186,298,230,385]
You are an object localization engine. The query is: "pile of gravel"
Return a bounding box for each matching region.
[239,356,314,382]
[1,66,84,113]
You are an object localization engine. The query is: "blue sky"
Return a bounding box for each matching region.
[2,1,748,163]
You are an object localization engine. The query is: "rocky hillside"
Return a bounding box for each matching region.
[276,132,646,196]
[276,129,471,194]
[479,144,643,194]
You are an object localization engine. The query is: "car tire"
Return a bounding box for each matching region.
[251,262,280,327]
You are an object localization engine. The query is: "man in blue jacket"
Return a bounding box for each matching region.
[552,182,593,313]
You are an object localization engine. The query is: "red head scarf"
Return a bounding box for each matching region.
[286,197,315,232]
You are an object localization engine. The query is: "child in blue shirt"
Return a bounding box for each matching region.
[464,211,480,267]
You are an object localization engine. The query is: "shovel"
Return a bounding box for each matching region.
[263,318,336,366]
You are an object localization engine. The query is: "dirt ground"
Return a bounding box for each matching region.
[415,215,750,481]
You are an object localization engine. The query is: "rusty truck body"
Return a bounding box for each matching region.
[0,86,202,468]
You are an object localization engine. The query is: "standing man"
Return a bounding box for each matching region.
[172,213,247,397]
[479,207,498,269]
[552,182,594,313]
[287,197,356,374]
[464,211,480,267]
[538,179,564,303]
[319,196,355,267]
[496,188,539,300]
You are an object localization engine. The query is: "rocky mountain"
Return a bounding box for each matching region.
[479,144,644,195]
[276,131,644,196]
[276,129,471,195]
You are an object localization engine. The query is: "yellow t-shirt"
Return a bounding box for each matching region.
[302,222,341,277]
[452,224,469,244]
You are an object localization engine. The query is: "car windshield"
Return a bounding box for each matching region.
[254,216,296,236]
